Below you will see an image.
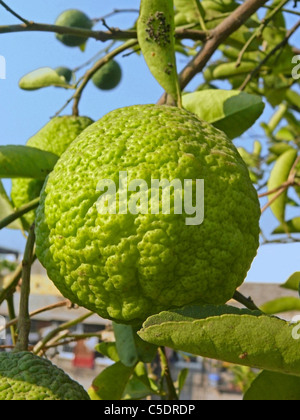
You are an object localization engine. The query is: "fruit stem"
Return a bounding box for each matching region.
[158,347,179,400]
[14,224,35,352]
[0,196,40,231]
[233,291,261,312]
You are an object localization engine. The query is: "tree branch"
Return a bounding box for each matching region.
[72,39,138,116]
[15,224,35,352]
[0,197,40,231]
[179,0,268,89]
[233,291,261,312]
[0,0,30,25]
[0,22,207,42]
[158,0,268,104]
[239,19,300,91]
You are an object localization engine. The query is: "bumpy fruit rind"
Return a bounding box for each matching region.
[0,352,89,400]
[36,105,260,324]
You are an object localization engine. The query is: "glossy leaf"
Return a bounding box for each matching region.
[95,342,120,362]
[113,323,139,367]
[139,305,300,376]
[244,371,300,401]
[0,146,59,179]
[88,362,135,400]
[204,61,257,82]
[183,90,265,139]
[0,181,22,230]
[138,0,181,104]
[113,323,157,367]
[273,218,300,234]
[260,297,300,315]
[281,272,300,292]
[19,67,71,90]
[267,149,298,223]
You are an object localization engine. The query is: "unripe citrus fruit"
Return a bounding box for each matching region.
[0,352,89,400]
[92,61,122,91]
[35,105,260,324]
[55,10,93,48]
[55,67,73,83]
[11,116,93,230]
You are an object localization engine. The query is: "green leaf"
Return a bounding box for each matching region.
[204,61,257,82]
[88,362,135,400]
[182,90,265,139]
[137,0,181,105]
[138,304,300,376]
[123,363,159,400]
[244,371,300,401]
[273,218,300,234]
[113,323,157,367]
[0,146,59,179]
[260,297,300,315]
[19,67,71,91]
[95,342,120,362]
[113,323,139,367]
[177,368,189,395]
[281,272,300,292]
[267,149,298,223]
[0,181,22,230]
[174,0,199,25]
[269,143,293,156]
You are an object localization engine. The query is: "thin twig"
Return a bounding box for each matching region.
[33,312,94,355]
[6,294,17,346]
[72,39,138,116]
[158,347,179,401]
[0,22,207,42]
[235,0,289,68]
[260,186,287,214]
[233,291,261,312]
[239,19,300,91]
[0,0,30,25]
[0,197,40,231]
[0,300,70,333]
[92,9,139,23]
[0,254,36,305]
[14,224,35,352]
[258,182,289,198]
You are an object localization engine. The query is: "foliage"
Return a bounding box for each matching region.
[0,0,300,401]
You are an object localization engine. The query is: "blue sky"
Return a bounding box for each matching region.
[0,0,299,285]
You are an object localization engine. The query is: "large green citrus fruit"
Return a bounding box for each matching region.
[35,105,260,324]
[0,352,89,400]
[92,61,122,91]
[11,116,93,230]
[55,10,93,48]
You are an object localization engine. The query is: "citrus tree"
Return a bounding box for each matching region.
[0,0,300,401]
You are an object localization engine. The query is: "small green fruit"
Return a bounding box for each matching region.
[55,67,73,83]
[11,116,94,230]
[92,61,122,91]
[55,10,93,48]
[0,352,89,400]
